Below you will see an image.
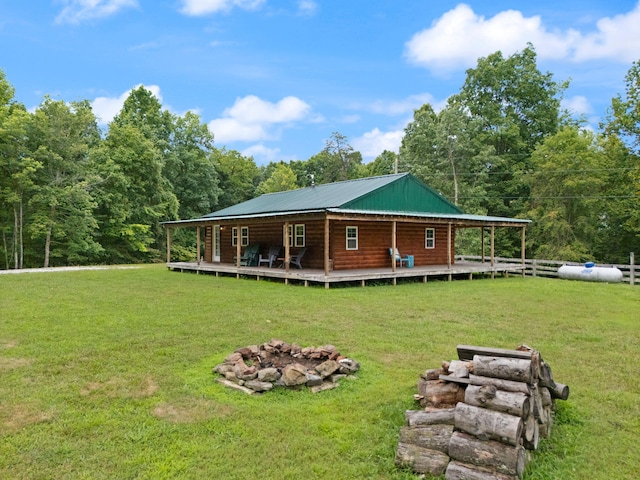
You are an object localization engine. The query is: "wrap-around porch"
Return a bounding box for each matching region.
[166,258,526,288]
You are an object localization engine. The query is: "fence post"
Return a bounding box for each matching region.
[631,252,635,286]
[532,259,537,278]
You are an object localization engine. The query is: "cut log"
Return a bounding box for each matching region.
[538,361,556,389]
[457,345,533,361]
[419,379,465,408]
[550,382,570,400]
[406,408,455,426]
[469,374,531,395]
[473,355,533,384]
[522,413,540,451]
[468,374,530,395]
[454,402,523,446]
[464,384,530,418]
[398,424,454,454]
[448,431,526,477]
[445,461,520,480]
[395,443,450,476]
[448,359,474,377]
[421,368,445,381]
[439,374,472,385]
[540,387,552,407]
[539,407,553,438]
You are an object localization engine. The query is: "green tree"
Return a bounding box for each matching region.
[450,44,566,219]
[0,71,38,269]
[256,162,298,194]
[26,98,103,267]
[526,126,605,261]
[367,150,398,177]
[213,148,260,209]
[165,111,220,220]
[91,87,178,262]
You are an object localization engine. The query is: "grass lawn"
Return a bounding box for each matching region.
[1,265,638,479]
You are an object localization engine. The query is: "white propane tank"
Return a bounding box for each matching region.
[557,262,623,283]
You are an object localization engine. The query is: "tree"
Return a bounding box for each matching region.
[213,148,260,209]
[450,44,566,220]
[367,150,398,177]
[26,98,103,267]
[165,111,220,220]
[256,162,298,194]
[0,72,38,269]
[526,126,605,261]
[606,60,640,156]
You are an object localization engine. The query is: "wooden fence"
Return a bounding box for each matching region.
[456,253,637,286]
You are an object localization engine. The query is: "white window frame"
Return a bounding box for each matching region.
[346,226,358,250]
[288,224,306,247]
[425,227,435,249]
[232,226,249,247]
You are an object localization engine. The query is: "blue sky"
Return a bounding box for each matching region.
[2,1,639,165]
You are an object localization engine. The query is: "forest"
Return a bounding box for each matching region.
[1,45,638,269]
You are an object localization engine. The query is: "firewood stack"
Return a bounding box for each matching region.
[395,345,569,479]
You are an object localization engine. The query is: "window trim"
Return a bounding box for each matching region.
[346,226,358,250]
[425,227,435,249]
[288,224,306,247]
[232,226,249,247]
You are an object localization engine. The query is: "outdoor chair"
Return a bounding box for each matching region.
[233,244,260,266]
[289,247,306,269]
[389,248,408,268]
[258,246,281,268]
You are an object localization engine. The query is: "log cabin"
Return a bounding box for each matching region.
[163,173,530,286]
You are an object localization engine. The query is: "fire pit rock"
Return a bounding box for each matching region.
[213,339,360,394]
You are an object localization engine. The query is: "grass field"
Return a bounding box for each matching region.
[1,265,638,479]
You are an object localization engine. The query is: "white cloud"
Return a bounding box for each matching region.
[365,93,438,116]
[572,2,640,62]
[297,0,318,16]
[179,0,265,16]
[208,95,311,142]
[91,84,162,125]
[352,128,404,161]
[241,144,281,163]
[55,0,138,25]
[404,2,640,73]
[562,96,593,115]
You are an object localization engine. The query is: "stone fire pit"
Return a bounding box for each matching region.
[213,339,360,394]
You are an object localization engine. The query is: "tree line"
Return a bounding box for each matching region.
[1,45,638,269]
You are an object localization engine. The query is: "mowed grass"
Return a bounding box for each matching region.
[0,266,638,480]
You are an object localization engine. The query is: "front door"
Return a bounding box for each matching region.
[213,225,221,262]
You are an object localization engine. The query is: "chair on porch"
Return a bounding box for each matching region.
[389,248,408,268]
[258,246,281,268]
[289,247,306,269]
[234,244,260,266]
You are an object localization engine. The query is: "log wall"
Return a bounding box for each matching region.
[202,217,456,270]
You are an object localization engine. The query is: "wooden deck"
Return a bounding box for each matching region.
[166,260,526,287]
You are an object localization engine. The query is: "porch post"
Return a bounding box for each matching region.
[481,227,485,263]
[324,216,330,276]
[521,226,526,277]
[284,221,290,273]
[391,221,397,273]
[490,226,495,267]
[196,226,201,265]
[236,224,241,268]
[447,223,452,269]
[166,227,171,264]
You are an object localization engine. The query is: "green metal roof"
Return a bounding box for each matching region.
[204,173,463,219]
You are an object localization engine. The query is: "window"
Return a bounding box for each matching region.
[346,226,358,250]
[232,226,249,247]
[287,224,306,247]
[425,228,435,249]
